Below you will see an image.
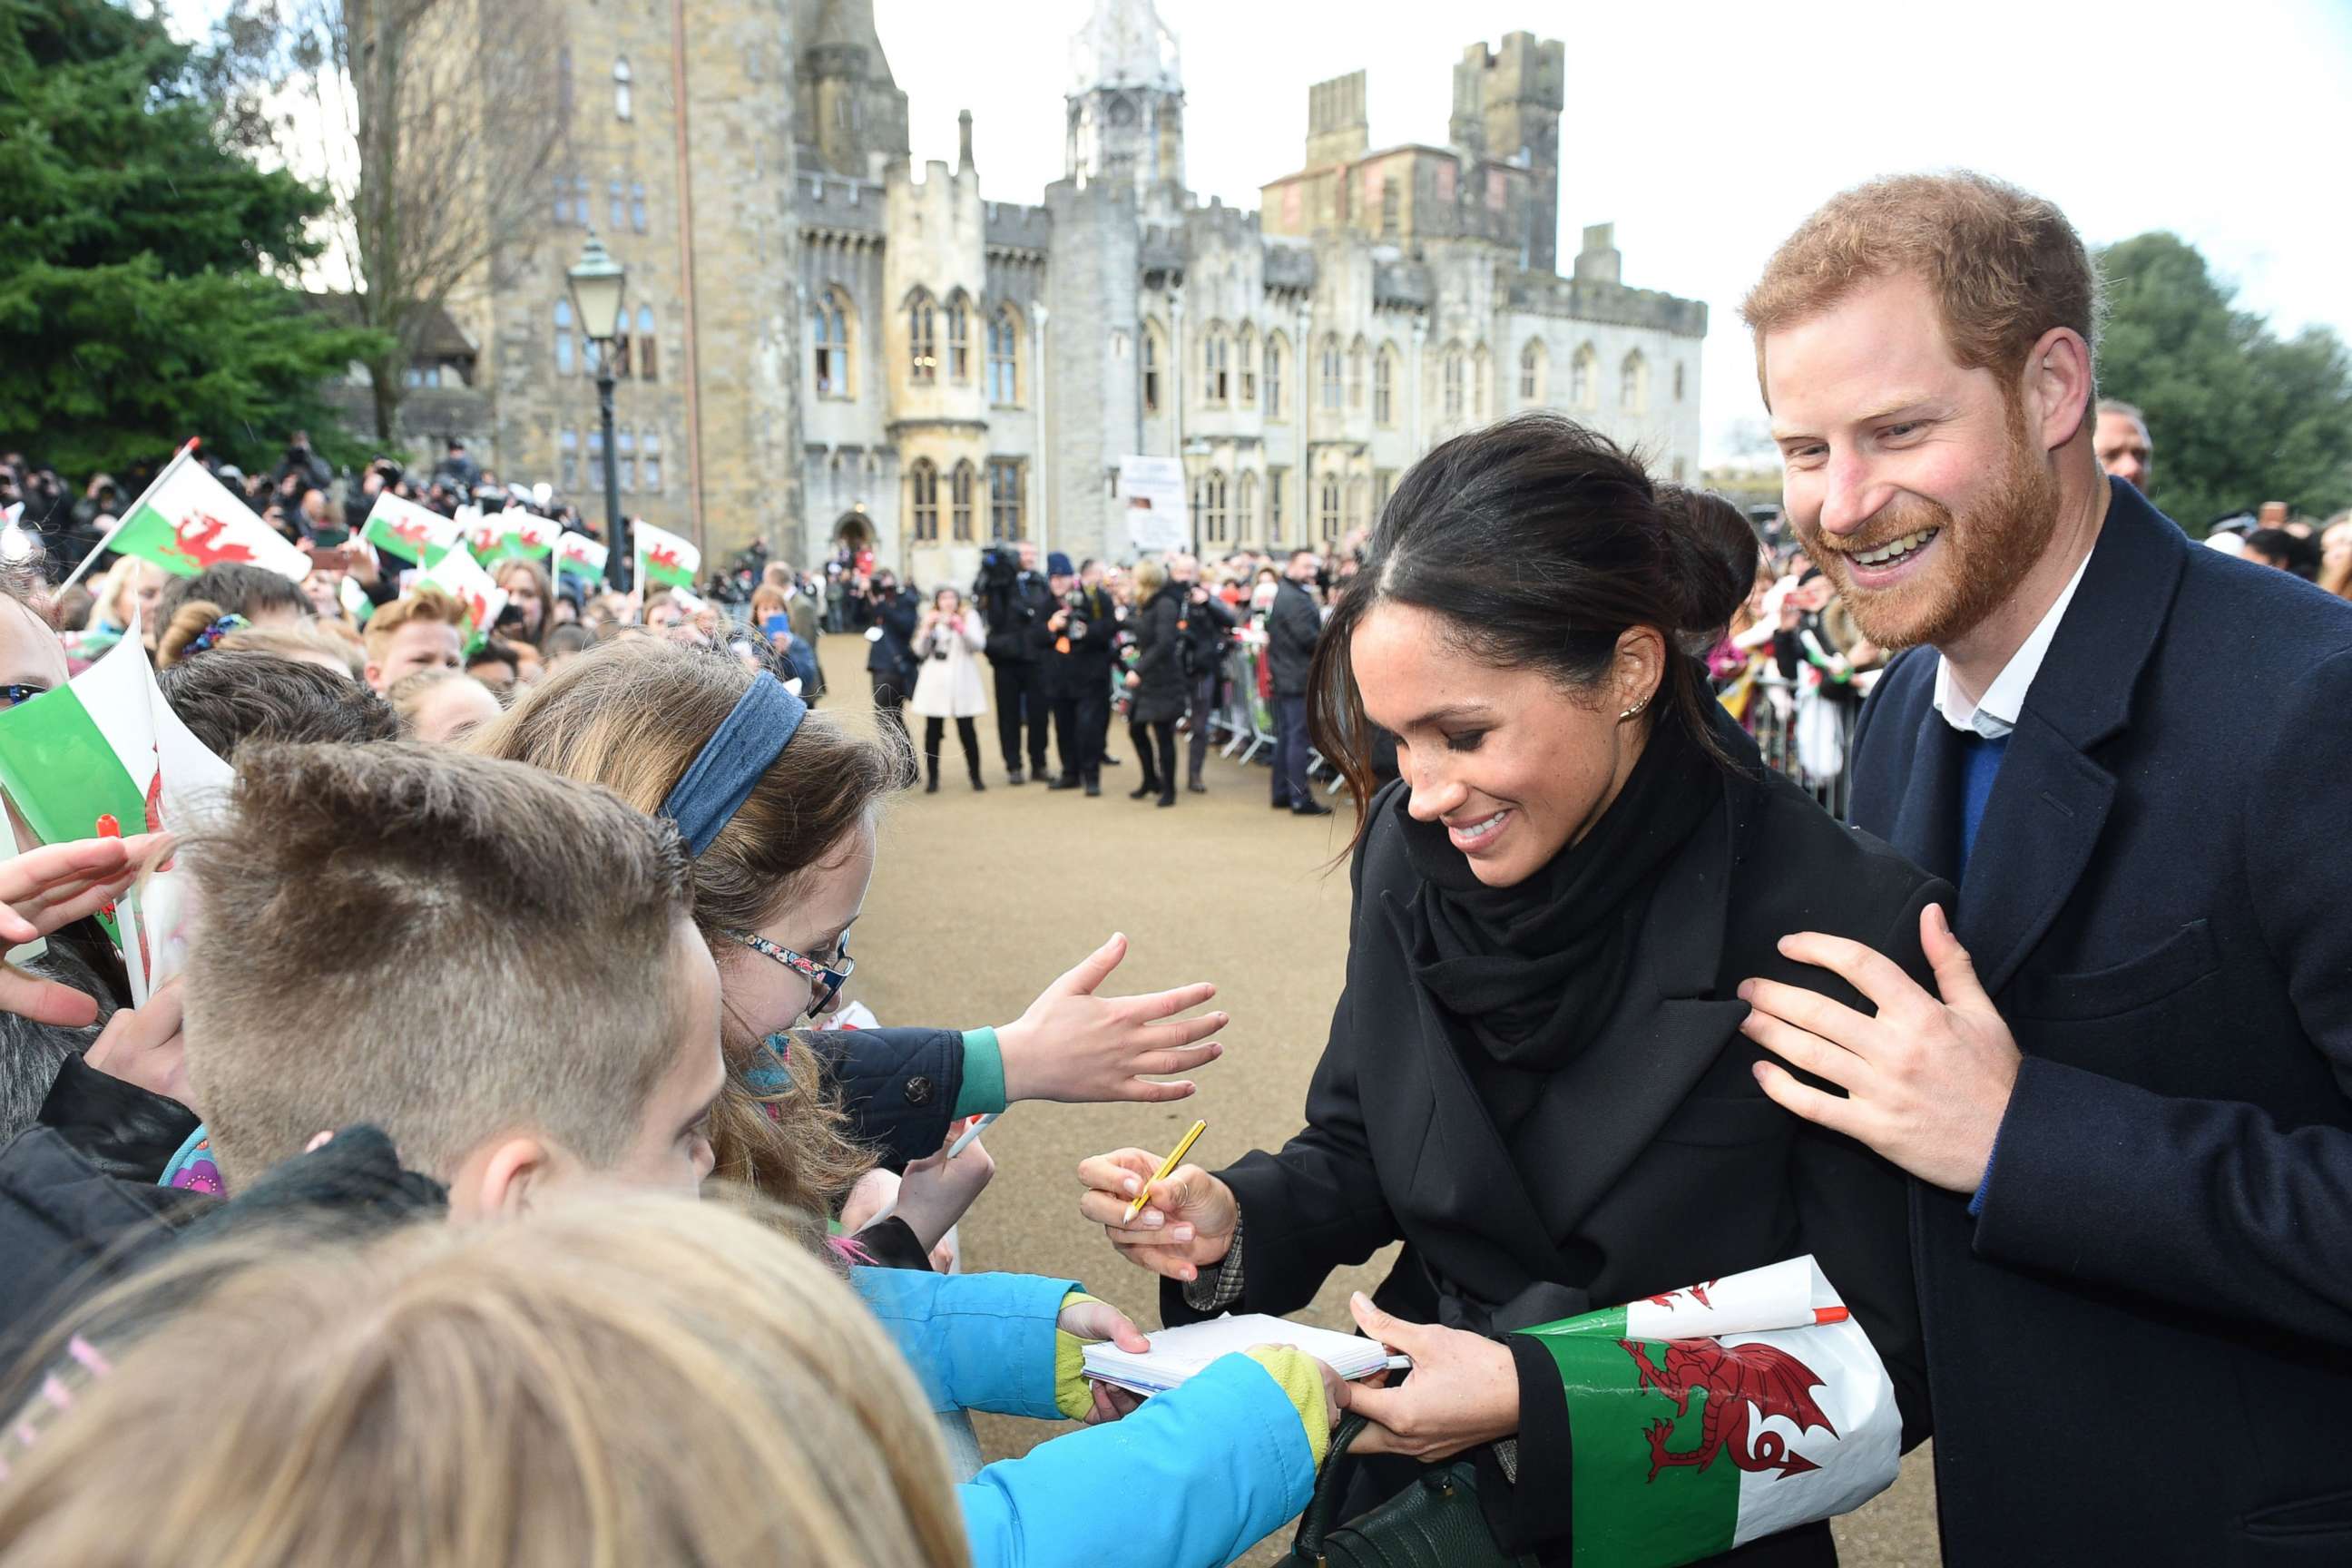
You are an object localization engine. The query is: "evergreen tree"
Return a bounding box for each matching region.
[0,0,380,482]
[2097,233,2352,530]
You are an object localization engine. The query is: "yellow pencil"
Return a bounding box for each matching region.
[1123,1119,1208,1224]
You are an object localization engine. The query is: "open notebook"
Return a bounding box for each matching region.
[1082,1313,1395,1396]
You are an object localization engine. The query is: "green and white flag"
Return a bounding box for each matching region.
[475,509,557,564]
[416,544,508,646]
[551,528,608,586]
[103,448,310,582]
[359,491,462,567]
[0,628,230,1001]
[634,520,700,589]
[338,573,375,625]
[1514,1257,1899,1568]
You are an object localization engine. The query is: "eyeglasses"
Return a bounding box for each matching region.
[720,927,855,1020]
[0,684,49,710]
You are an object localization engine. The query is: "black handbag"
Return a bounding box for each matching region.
[1284,1414,1538,1568]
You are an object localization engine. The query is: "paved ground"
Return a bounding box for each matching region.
[817,635,1940,1567]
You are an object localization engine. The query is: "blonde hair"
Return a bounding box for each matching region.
[1130,556,1169,601]
[0,1191,967,1568]
[226,621,364,680]
[1741,171,2101,410]
[468,642,906,1210]
[385,667,479,732]
[85,555,142,632]
[362,588,471,662]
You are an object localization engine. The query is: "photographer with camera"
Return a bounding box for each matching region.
[910,586,990,793]
[975,540,1052,785]
[1167,552,1238,795]
[857,567,921,753]
[1035,552,1115,796]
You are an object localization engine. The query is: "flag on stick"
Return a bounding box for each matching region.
[551,528,608,587]
[634,521,701,590]
[476,510,556,564]
[359,492,462,567]
[92,447,310,584]
[416,544,508,650]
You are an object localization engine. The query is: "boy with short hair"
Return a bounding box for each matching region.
[361,589,470,694]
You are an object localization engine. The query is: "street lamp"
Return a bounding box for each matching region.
[567,232,629,590]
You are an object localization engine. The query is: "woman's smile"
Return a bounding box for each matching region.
[1446,807,1513,856]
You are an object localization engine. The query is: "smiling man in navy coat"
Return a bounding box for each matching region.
[1731,172,2352,1564]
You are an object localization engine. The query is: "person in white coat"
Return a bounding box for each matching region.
[909,586,989,793]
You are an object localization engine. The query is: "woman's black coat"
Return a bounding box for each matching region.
[1129,585,1187,724]
[1164,734,1943,1565]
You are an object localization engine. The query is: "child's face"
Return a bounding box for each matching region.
[604,921,726,1193]
[721,821,877,1041]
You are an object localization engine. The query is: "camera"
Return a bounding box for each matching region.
[975,544,1018,592]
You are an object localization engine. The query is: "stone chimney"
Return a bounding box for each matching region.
[1305,70,1368,167]
[957,109,975,172]
[1573,222,1622,286]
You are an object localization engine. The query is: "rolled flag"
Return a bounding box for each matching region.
[478,509,558,564]
[635,520,701,590]
[1513,1257,1900,1568]
[338,573,375,625]
[0,629,231,998]
[359,492,462,567]
[103,448,310,582]
[416,544,509,649]
[551,528,608,584]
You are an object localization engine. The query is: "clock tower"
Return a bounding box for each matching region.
[1064,0,1186,225]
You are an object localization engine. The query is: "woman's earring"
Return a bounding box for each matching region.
[1619,695,1651,722]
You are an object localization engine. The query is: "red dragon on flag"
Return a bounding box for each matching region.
[1621,1337,1838,1482]
[649,543,686,574]
[164,513,258,572]
[1647,1279,1719,1310]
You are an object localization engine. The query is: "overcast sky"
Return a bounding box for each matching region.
[164,0,2352,464]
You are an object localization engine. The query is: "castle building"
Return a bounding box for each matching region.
[436,0,1705,583]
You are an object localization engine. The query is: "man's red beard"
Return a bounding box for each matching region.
[1797,404,2059,652]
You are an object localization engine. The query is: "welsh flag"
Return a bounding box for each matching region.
[476,509,558,564]
[359,491,461,567]
[338,574,374,625]
[0,629,230,1001]
[634,520,700,589]
[1514,1257,1900,1567]
[551,528,608,586]
[103,449,309,582]
[416,544,508,646]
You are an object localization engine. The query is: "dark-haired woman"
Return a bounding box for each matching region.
[1082,415,1937,1565]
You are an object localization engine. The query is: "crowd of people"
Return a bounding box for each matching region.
[0,165,2348,1568]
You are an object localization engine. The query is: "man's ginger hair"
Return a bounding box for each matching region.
[1741,171,2102,409]
[362,587,471,660]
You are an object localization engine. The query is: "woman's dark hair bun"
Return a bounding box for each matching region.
[1653,485,1759,643]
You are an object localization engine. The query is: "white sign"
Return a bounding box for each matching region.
[1117,456,1186,556]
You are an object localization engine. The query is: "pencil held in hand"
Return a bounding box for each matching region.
[1123,1119,1208,1223]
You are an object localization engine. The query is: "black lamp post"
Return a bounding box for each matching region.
[567,232,629,590]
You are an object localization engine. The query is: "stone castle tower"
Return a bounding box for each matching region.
[1064,0,1187,228]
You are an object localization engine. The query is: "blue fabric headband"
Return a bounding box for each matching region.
[659,674,808,858]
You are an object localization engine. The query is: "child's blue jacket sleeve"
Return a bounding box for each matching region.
[850,1266,1073,1418]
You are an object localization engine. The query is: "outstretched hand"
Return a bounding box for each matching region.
[0,835,163,1025]
[997,933,1226,1104]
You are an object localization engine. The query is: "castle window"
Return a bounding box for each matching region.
[612,56,632,122]
[812,289,850,399]
[635,305,658,382]
[1318,475,1342,542]
[630,182,649,234]
[553,176,572,226]
[1318,335,1342,412]
[559,428,579,491]
[1573,343,1597,409]
[1142,320,1164,415]
[909,459,939,541]
[1621,349,1648,414]
[1237,471,1259,541]
[573,177,590,229]
[950,460,976,542]
[946,293,972,383]
[617,427,635,494]
[1472,344,1490,422]
[1520,339,1546,402]
[1203,325,1230,405]
[1237,326,1258,405]
[1268,466,1288,542]
[1196,468,1228,543]
[987,304,1022,405]
[1380,177,1399,239]
[1442,344,1465,419]
[988,457,1024,540]
[1674,361,1686,402]
[907,291,936,385]
[608,181,625,231]
[554,299,575,377]
[643,430,662,492]
[1348,337,1367,412]
[1264,332,1286,420]
[1374,343,1397,427]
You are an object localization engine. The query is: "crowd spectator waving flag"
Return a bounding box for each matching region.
[416,544,508,650]
[359,490,462,568]
[635,520,700,590]
[64,444,309,590]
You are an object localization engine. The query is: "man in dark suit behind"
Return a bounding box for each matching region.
[1266,548,1331,817]
[1733,172,2352,1563]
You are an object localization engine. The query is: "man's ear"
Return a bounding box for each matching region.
[2024,327,2094,453]
[466,1135,554,1219]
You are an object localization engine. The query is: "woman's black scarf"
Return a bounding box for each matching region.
[1400,708,1720,1072]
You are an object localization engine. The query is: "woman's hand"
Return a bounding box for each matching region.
[995,933,1225,1104]
[83,977,190,1104]
[1337,1293,1520,1460]
[0,834,161,1025]
[1122,671,1141,689]
[1076,1149,1238,1284]
[887,1125,996,1251]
